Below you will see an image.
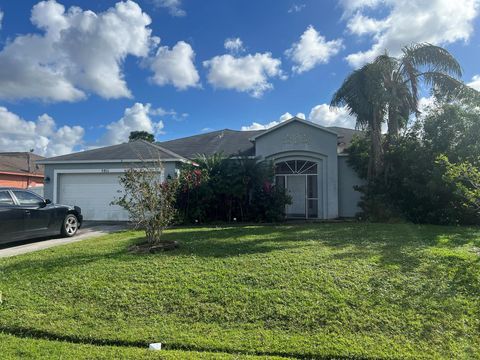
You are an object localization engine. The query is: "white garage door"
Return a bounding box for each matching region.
[58,173,130,221]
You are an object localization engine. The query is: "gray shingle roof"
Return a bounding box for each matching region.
[38,140,187,163]
[159,126,362,158]
[158,129,264,158]
[0,152,44,174]
[329,127,363,154]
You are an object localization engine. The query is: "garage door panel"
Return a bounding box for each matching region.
[58,173,129,221]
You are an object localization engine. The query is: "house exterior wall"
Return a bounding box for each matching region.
[0,173,44,189]
[43,161,178,201]
[254,121,339,219]
[338,156,364,217]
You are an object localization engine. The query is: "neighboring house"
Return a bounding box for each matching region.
[38,117,364,221]
[0,152,45,190]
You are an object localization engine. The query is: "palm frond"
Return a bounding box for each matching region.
[402,43,462,78]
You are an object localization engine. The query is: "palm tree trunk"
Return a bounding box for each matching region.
[368,111,383,180]
[387,106,399,141]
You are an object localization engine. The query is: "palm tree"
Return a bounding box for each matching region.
[376,43,464,141]
[331,62,388,180]
[332,43,471,181]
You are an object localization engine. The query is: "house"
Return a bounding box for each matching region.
[38,117,364,221]
[0,152,45,190]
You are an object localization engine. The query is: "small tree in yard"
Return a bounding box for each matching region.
[114,162,179,250]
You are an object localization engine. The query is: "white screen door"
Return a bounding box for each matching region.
[286,176,306,217]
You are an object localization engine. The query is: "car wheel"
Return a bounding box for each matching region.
[62,214,79,237]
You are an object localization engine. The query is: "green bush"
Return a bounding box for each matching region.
[175,155,291,223]
[348,99,480,225]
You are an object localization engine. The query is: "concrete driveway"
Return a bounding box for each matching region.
[0,222,128,259]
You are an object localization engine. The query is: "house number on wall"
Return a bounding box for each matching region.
[283,133,310,145]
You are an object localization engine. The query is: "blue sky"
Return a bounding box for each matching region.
[0,0,479,156]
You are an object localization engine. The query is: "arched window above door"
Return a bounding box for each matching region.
[275,160,317,175]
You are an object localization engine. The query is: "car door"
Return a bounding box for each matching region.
[11,190,52,237]
[0,190,25,244]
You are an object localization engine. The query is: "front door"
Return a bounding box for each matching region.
[286,176,306,218]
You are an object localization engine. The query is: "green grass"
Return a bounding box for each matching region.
[1,223,479,359]
[0,333,285,359]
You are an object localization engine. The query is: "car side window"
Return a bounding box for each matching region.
[0,191,14,205]
[12,190,43,206]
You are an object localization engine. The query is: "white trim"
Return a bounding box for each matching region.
[249,117,338,141]
[53,168,164,203]
[38,158,189,165]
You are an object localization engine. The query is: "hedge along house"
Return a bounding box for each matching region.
[38,117,364,221]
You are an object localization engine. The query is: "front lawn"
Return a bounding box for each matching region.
[0,223,479,359]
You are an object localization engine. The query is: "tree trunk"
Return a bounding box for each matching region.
[387,106,399,141]
[368,111,383,181]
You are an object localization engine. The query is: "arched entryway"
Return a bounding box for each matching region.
[274,160,319,218]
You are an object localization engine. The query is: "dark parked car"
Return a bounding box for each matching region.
[0,188,83,245]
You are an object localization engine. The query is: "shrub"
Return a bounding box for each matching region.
[348,99,480,225]
[114,162,179,245]
[176,155,291,223]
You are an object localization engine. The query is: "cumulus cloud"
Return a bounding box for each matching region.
[224,37,245,53]
[0,0,157,102]
[203,52,284,98]
[468,74,480,91]
[285,25,343,74]
[99,103,165,145]
[342,0,479,67]
[241,106,355,131]
[0,107,84,157]
[309,104,356,128]
[149,41,200,90]
[347,12,388,35]
[241,112,305,131]
[152,0,185,17]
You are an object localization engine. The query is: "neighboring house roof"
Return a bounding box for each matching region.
[0,152,45,176]
[38,140,188,164]
[158,129,264,158]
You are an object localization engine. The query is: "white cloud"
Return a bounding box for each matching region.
[99,103,165,145]
[0,0,157,102]
[203,52,284,98]
[285,25,343,74]
[309,104,356,128]
[468,74,480,91]
[152,0,185,17]
[340,0,383,14]
[241,112,305,131]
[149,41,200,90]
[224,37,245,53]
[343,0,479,67]
[347,12,388,35]
[288,4,306,13]
[0,107,84,157]
[241,106,355,131]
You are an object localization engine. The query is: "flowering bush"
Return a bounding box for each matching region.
[113,163,179,245]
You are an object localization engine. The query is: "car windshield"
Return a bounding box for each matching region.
[13,190,43,206]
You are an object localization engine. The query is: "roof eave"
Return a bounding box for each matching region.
[37,158,190,165]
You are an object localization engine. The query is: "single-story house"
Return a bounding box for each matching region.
[38,117,364,221]
[0,152,45,190]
